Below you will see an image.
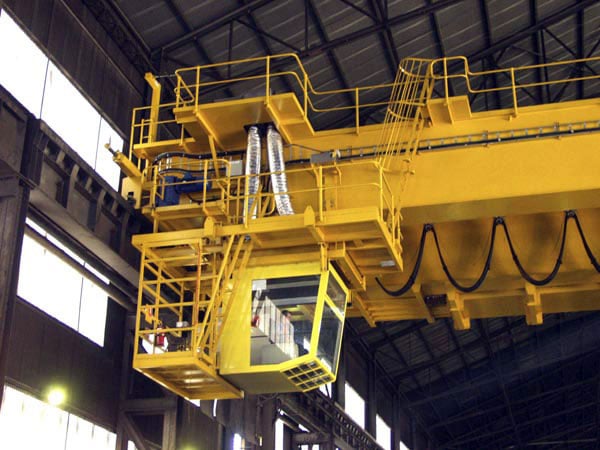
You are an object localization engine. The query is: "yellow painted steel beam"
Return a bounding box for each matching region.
[144,73,162,143]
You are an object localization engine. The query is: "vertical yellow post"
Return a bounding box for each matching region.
[266,55,271,103]
[209,136,220,178]
[303,75,308,119]
[144,73,162,144]
[175,74,182,108]
[355,87,360,135]
[195,68,201,109]
[192,241,202,356]
[510,67,519,117]
[133,247,146,358]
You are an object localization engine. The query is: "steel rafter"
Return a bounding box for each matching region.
[467,0,597,66]
[477,322,522,447]
[367,0,400,80]
[235,0,298,100]
[431,376,597,432]
[159,0,463,60]
[159,0,276,54]
[305,0,355,108]
[235,18,301,52]
[434,343,600,448]
[344,322,440,447]
[412,326,477,439]
[478,0,502,109]
[447,400,596,448]
[82,0,154,76]
[161,0,236,100]
[391,317,526,384]
[405,314,598,409]
[364,320,430,347]
[338,0,377,21]
[373,325,451,440]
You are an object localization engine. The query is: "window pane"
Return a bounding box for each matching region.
[250,275,320,365]
[41,61,101,168]
[65,415,94,450]
[96,118,122,189]
[344,383,365,429]
[275,419,284,450]
[1,387,117,450]
[326,273,346,313]
[376,415,391,450]
[18,234,82,331]
[316,301,343,373]
[0,12,47,116]
[18,228,108,347]
[79,275,108,347]
[0,386,69,450]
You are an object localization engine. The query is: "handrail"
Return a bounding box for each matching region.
[429,55,600,115]
[146,155,398,240]
[172,53,429,130]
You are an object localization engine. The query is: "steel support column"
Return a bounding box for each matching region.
[366,360,377,437]
[259,397,278,449]
[0,90,43,405]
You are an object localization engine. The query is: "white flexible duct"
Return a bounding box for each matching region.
[267,125,294,216]
[244,126,261,220]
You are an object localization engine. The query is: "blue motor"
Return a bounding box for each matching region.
[157,172,212,206]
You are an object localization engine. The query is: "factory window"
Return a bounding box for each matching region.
[376,414,392,450]
[0,10,121,189]
[232,433,245,449]
[319,382,332,397]
[0,386,116,450]
[275,418,284,450]
[18,218,108,347]
[0,9,47,116]
[344,383,365,429]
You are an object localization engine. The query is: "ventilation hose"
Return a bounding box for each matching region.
[266,125,294,215]
[244,126,261,221]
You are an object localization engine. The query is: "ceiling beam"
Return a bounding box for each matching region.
[159,0,463,57]
[162,0,234,97]
[367,0,400,79]
[305,0,355,108]
[465,0,597,66]
[236,0,297,95]
[159,0,276,54]
[477,321,524,448]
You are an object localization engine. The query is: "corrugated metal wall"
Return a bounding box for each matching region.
[3,0,145,137]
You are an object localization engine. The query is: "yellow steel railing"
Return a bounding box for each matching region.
[128,54,600,165]
[145,155,399,241]
[172,53,398,121]
[376,58,434,170]
[128,53,419,158]
[429,56,600,116]
[134,234,252,367]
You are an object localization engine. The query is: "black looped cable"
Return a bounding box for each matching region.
[375,223,430,296]
[430,218,500,293]
[498,213,569,286]
[376,210,599,297]
[571,212,600,273]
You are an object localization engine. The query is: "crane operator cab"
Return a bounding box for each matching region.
[220,262,348,393]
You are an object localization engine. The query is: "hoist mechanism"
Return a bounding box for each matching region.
[114,54,600,400]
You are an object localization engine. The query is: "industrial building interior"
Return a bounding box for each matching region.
[1,0,600,449]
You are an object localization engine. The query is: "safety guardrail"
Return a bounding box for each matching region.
[429,55,600,116]
[146,156,398,240]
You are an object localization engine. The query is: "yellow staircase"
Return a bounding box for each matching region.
[132,234,252,400]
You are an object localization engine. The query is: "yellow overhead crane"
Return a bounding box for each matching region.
[114,53,600,400]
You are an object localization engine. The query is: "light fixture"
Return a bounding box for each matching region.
[46,387,67,407]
